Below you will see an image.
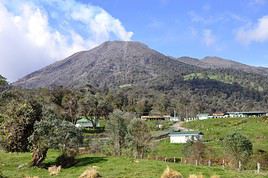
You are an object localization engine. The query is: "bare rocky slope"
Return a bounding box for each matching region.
[14,41,197,89]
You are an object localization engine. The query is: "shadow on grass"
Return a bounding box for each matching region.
[44,156,107,168]
[73,156,107,167]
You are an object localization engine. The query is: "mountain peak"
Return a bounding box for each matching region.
[14,41,193,89]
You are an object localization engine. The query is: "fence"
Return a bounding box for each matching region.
[145,155,264,174]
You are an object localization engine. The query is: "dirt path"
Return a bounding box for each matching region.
[171,121,193,131]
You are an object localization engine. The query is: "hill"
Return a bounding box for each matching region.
[178,56,268,76]
[183,117,268,156]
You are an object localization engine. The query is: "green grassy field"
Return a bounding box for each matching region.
[0,150,267,178]
[183,117,268,154]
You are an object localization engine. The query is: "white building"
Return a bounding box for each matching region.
[169,131,203,144]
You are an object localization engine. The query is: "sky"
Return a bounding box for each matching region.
[1,0,268,82]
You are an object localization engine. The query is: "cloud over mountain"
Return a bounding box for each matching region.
[0,0,133,82]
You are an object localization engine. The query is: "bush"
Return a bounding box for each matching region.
[222,132,252,169]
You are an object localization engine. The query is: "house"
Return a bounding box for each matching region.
[141,115,167,120]
[212,112,227,118]
[169,131,203,144]
[75,118,100,128]
[197,113,209,120]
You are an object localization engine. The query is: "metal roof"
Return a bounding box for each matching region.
[169,131,203,135]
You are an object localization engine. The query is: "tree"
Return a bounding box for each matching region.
[106,110,131,156]
[29,113,83,167]
[78,92,112,129]
[0,75,7,86]
[1,100,42,152]
[182,140,207,163]
[127,119,152,158]
[222,133,253,168]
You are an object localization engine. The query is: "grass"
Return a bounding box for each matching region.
[183,117,268,155]
[153,139,184,158]
[0,150,267,178]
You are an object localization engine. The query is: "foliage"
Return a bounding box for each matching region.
[78,91,113,129]
[0,100,42,152]
[106,109,130,156]
[222,133,253,168]
[182,140,207,163]
[28,113,83,167]
[127,119,152,158]
[0,75,7,86]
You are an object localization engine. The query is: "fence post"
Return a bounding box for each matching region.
[257,162,260,174]
[195,160,198,166]
[222,159,225,169]
[208,160,211,167]
[174,157,176,163]
[238,161,242,171]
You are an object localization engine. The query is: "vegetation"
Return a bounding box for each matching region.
[106,109,130,156]
[29,113,83,167]
[184,118,268,169]
[222,133,253,169]
[127,119,152,158]
[0,100,42,152]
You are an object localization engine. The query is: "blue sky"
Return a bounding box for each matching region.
[0,0,268,81]
[78,0,268,66]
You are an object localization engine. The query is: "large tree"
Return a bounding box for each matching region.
[106,109,131,156]
[78,92,113,129]
[29,113,83,167]
[1,99,42,152]
[127,119,152,158]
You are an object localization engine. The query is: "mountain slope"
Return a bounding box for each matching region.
[14,41,197,89]
[178,56,268,76]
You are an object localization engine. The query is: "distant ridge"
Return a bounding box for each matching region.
[177,56,268,76]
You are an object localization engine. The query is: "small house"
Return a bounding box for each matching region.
[169,131,203,144]
[75,118,100,128]
[197,113,209,120]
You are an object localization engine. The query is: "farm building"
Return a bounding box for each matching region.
[197,113,210,120]
[141,115,170,120]
[226,111,268,118]
[169,131,203,144]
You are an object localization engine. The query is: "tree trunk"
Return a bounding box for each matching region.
[31,148,48,167]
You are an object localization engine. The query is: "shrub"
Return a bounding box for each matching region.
[160,166,183,178]
[222,132,252,168]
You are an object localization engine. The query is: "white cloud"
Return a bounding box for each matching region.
[236,16,268,44]
[202,29,216,47]
[0,0,133,82]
